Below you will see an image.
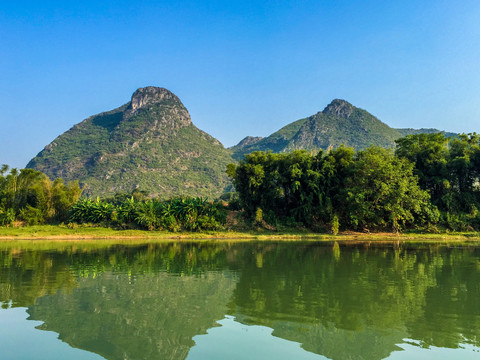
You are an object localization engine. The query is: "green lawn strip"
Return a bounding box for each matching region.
[1,225,480,242]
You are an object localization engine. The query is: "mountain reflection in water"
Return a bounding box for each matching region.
[1,241,480,360]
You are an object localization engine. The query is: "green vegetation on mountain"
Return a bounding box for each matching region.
[231,99,455,160]
[25,91,457,200]
[230,117,309,158]
[3,92,474,234]
[396,128,457,138]
[27,87,233,198]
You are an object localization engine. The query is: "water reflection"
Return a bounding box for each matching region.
[0,241,480,359]
[189,315,325,360]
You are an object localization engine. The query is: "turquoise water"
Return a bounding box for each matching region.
[1,241,479,359]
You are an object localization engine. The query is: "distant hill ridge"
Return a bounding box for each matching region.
[230,99,455,159]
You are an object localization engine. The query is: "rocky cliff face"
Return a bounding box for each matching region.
[27,87,233,198]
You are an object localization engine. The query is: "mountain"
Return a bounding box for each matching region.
[27,93,456,197]
[231,99,454,160]
[27,87,233,198]
[395,128,457,138]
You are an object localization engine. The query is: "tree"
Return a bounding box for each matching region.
[395,133,449,207]
[345,147,438,231]
[0,164,82,224]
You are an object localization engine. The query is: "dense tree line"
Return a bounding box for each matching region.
[0,165,82,225]
[227,133,480,232]
[227,146,437,231]
[0,165,226,231]
[2,132,480,232]
[396,133,480,229]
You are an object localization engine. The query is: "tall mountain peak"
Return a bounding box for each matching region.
[124,86,191,128]
[130,86,179,111]
[322,99,355,118]
[27,87,231,198]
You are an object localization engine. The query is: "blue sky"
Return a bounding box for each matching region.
[1,0,480,168]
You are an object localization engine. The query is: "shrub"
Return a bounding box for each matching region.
[331,215,340,235]
[0,208,15,226]
[68,198,114,223]
[255,208,263,224]
[160,215,180,232]
[196,215,221,231]
[134,200,162,230]
[19,206,44,225]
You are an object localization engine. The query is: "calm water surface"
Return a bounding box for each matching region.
[1,240,480,360]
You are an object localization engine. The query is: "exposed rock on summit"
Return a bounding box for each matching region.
[322,99,355,118]
[124,86,192,129]
[130,87,176,111]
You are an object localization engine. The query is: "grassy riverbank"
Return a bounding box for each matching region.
[1,224,480,242]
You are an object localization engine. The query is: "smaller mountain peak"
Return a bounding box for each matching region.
[322,99,355,118]
[130,86,179,111]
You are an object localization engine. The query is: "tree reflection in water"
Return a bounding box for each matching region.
[0,241,479,360]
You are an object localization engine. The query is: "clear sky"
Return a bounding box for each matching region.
[1,0,480,168]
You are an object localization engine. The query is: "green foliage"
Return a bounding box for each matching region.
[18,205,44,225]
[134,200,161,230]
[331,215,339,235]
[396,133,480,229]
[51,179,83,222]
[231,134,480,232]
[0,208,14,226]
[66,196,227,232]
[0,165,82,226]
[68,198,114,224]
[395,133,449,207]
[255,208,263,224]
[228,148,355,228]
[219,191,241,210]
[116,197,138,224]
[345,147,438,231]
[228,146,438,231]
